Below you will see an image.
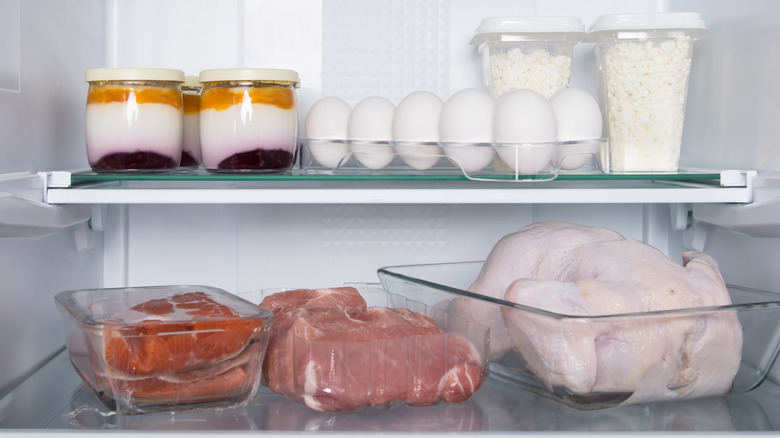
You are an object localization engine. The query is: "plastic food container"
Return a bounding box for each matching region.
[198,68,300,173]
[85,68,185,172]
[54,285,273,415]
[299,138,605,182]
[470,17,586,99]
[588,13,707,172]
[240,285,490,413]
[378,261,780,410]
[180,75,202,168]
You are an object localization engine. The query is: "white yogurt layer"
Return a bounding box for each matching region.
[85,102,183,164]
[199,103,298,170]
[181,113,202,165]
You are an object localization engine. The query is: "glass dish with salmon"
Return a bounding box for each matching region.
[54,285,273,415]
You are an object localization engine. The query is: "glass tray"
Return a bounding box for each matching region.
[62,139,736,185]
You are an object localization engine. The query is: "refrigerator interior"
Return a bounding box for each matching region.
[1,0,780,434]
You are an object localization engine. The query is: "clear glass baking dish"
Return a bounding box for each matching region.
[377,261,780,410]
[54,285,273,415]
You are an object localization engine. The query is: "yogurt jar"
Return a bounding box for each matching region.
[470,17,585,100]
[588,13,707,172]
[180,75,203,168]
[198,68,300,173]
[85,68,185,172]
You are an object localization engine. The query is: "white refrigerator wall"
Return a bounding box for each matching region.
[2,0,780,398]
[0,0,105,395]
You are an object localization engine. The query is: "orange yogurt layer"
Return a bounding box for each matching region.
[183,93,201,115]
[201,87,295,112]
[87,85,183,109]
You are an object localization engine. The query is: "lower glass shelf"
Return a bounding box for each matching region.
[0,349,777,433]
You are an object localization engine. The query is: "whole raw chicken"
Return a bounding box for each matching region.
[461,221,743,404]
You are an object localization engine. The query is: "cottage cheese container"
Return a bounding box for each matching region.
[588,13,707,172]
[198,68,300,173]
[470,17,585,100]
[85,68,185,172]
[180,75,203,168]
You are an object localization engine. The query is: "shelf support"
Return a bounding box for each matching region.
[0,172,91,238]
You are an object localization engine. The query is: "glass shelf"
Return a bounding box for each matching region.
[1,348,777,434]
[65,168,727,183]
[41,169,756,205]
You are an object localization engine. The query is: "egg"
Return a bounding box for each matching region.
[549,88,603,170]
[347,96,396,170]
[439,88,496,174]
[305,96,352,168]
[392,91,444,170]
[493,89,557,174]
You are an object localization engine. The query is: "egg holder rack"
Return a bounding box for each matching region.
[298,138,607,182]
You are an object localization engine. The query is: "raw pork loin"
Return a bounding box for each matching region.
[465,221,743,403]
[260,287,484,412]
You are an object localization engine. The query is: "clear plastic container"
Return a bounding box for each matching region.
[54,285,273,415]
[240,285,489,413]
[198,68,300,173]
[588,13,707,172]
[469,17,585,100]
[85,68,185,172]
[180,75,202,168]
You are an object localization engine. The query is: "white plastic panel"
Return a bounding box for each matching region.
[0,226,103,396]
[0,0,103,174]
[0,0,20,92]
[680,0,780,172]
[116,204,536,291]
[107,0,242,73]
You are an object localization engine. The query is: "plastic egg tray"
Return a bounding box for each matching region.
[299,138,607,182]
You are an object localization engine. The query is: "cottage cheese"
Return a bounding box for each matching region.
[489,49,572,100]
[602,36,693,172]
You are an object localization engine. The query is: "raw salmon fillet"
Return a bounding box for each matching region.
[97,291,266,404]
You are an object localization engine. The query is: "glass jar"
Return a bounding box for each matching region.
[198,68,300,173]
[84,68,185,172]
[180,75,202,168]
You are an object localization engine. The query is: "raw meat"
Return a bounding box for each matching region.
[468,221,743,403]
[260,287,485,412]
[101,291,262,376]
[92,290,269,411]
[459,221,624,358]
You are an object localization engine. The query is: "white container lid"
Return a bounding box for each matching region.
[199,68,300,88]
[182,75,202,88]
[85,68,185,83]
[470,16,586,45]
[588,12,707,38]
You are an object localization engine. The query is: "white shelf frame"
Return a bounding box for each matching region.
[41,170,756,205]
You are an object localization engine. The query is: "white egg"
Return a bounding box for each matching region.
[305,96,352,168]
[493,89,557,174]
[392,91,444,170]
[549,88,603,170]
[439,88,496,173]
[347,96,396,169]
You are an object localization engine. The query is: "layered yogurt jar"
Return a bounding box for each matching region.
[198,68,300,173]
[85,68,185,172]
[180,75,203,168]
